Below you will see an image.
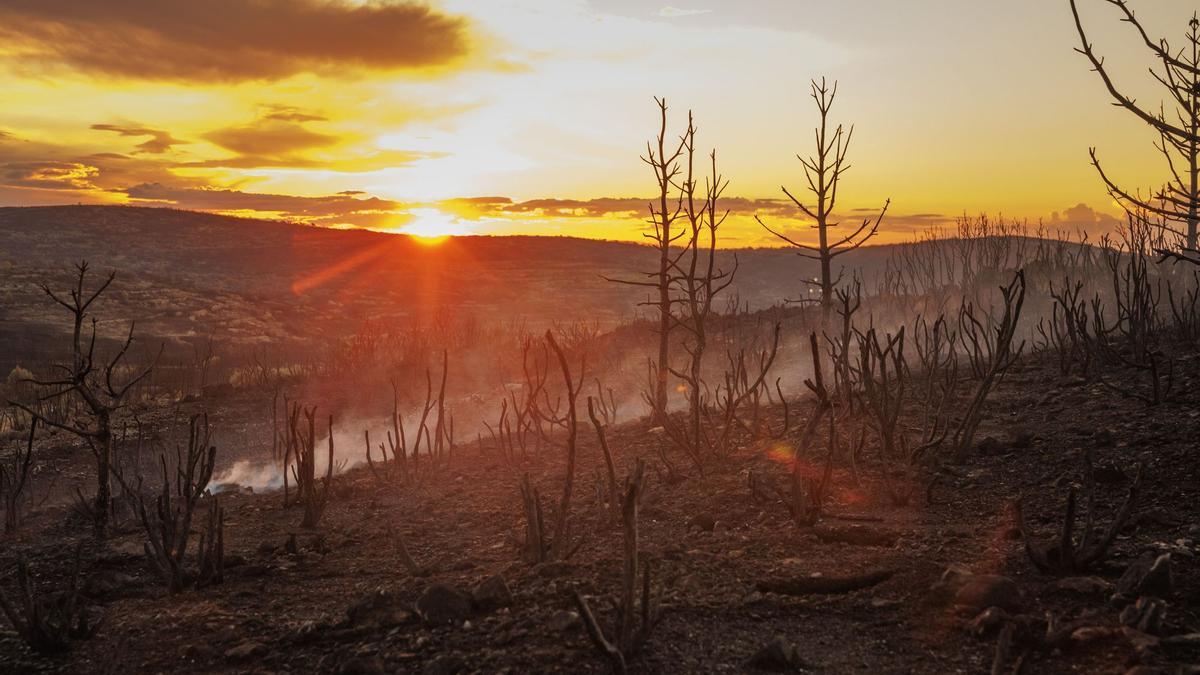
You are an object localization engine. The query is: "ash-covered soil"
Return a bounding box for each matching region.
[1,351,1198,674]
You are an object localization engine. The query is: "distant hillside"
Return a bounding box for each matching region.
[0,205,906,367]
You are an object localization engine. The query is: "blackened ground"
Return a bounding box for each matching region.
[1,349,1198,674]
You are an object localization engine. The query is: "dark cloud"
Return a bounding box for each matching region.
[472,196,795,219]
[0,161,99,190]
[0,0,469,82]
[90,123,185,153]
[1048,203,1123,234]
[203,120,338,157]
[261,105,329,123]
[122,183,402,218]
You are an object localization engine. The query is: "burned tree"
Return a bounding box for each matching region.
[1070,0,1200,259]
[756,78,890,319]
[0,547,98,654]
[119,413,224,593]
[668,123,737,462]
[606,98,688,416]
[1,419,36,533]
[10,262,157,538]
[284,404,334,528]
[519,331,585,563]
[574,460,658,673]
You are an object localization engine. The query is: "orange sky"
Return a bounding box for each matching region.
[0,1,1196,246]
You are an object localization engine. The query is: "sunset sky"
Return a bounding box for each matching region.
[0,0,1197,246]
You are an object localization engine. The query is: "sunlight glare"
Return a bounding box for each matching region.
[399,208,472,244]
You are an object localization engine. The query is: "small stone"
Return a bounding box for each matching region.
[1120,597,1167,634]
[1008,429,1035,449]
[548,609,579,632]
[1046,576,1112,597]
[1117,554,1173,599]
[1093,462,1127,484]
[968,607,1011,637]
[225,640,266,662]
[82,570,137,597]
[953,575,1023,612]
[535,561,573,578]
[1120,627,1161,653]
[422,654,467,675]
[415,584,473,625]
[1162,632,1200,648]
[347,590,413,629]
[338,656,386,675]
[690,513,716,532]
[976,436,1004,456]
[472,575,513,612]
[1071,626,1118,643]
[747,637,810,671]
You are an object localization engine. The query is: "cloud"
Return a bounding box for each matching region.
[0,161,99,190]
[90,123,185,154]
[203,120,338,157]
[658,6,713,18]
[261,105,329,123]
[470,196,795,219]
[1048,203,1123,233]
[0,0,470,82]
[121,183,402,218]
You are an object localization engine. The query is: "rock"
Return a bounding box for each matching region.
[338,656,386,675]
[1120,627,1161,653]
[415,584,473,625]
[547,609,579,632]
[953,575,1023,612]
[1046,576,1112,597]
[689,513,716,532]
[1008,429,1035,449]
[747,637,810,671]
[976,436,1004,456]
[224,640,267,662]
[535,561,574,578]
[968,607,1011,637]
[1071,626,1118,643]
[929,565,975,602]
[82,570,138,597]
[472,575,513,611]
[812,525,898,547]
[1117,554,1172,599]
[1093,462,1127,484]
[422,653,467,675]
[347,590,413,629]
[1120,597,1167,634]
[1162,633,1200,648]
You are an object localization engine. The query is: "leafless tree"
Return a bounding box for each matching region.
[1,419,36,533]
[756,78,890,319]
[117,413,223,592]
[9,262,157,538]
[668,126,737,461]
[1070,0,1200,259]
[605,98,688,416]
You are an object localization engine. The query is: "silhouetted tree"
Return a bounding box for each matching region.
[756,78,890,319]
[606,98,688,416]
[8,262,156,538]
[1071,0,1200,261]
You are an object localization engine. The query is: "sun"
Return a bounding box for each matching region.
[400,208,472,245]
